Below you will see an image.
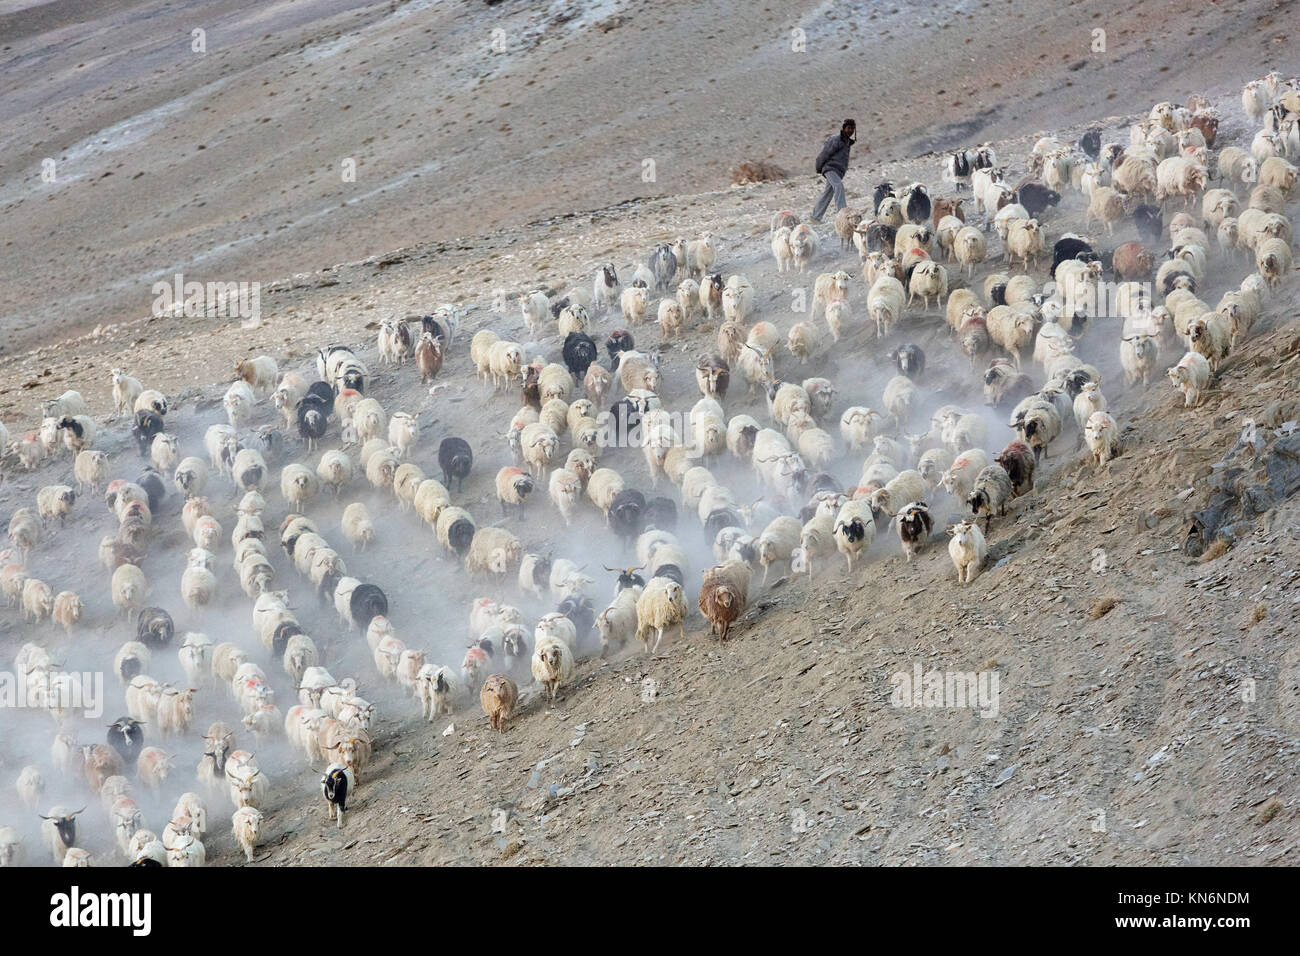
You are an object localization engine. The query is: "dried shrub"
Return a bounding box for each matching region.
[1199,538,1230,562]
[1088,597,1118,619]
[730,160,788,186]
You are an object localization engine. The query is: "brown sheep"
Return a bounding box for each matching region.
[82,745,125,794]
[1111,242,1155,281]
[833,208,864,251]
[931,197,966,228]
[698,561,751,642]
[994,441,1036,496]
[480,674,519,733]
[415,332,443,384]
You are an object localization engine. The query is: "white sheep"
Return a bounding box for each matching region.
[341,502,376,552]
[487,340,525,390]
[867,275,905,339]
[1167,351,1211,407]
[1120,334,1159,387]
[870,469,926,517]
[111,369,144,415]
[1005,218,1045,267]
[417,664,460,719]
[111,564,149,619]
[620,285,650,324]
[756,515,800,584]
[686,233,716,277]
[280,463,319,513]
[231,806,263,863]
[771,226,793,272]
[548,468,583,525]
[597,587,641,654]
[181,564,217,612]
[832,499,875,572]
[387,412,419,460]
[948,520,987,584]
[517,291,548,337]
[1084,411,1120,468]
[939,449,990,503]
[634,577,686,654]
[222,381,256,429]
[531,635,575,703]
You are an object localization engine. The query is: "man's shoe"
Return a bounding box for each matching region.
[807,217,822,225]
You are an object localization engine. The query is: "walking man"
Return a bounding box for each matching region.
[809,119,856,224]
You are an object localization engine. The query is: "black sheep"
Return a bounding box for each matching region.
[438,437,473,492]
[281,524,307,559]
[608,488,646,546]
[902,183,931,225]
[1014,182,1061,219]
[548,296,571,320]
[1062,368,1096,400]
[107,717,146,765]
[1049,237,1097,278]
[651,564,685,587]
[304,380,335,418]
[891,344,926,380]
[558,595,597,652]
[1159,266,1194,296]
[897,503,934,556]
[349,583,388,633]
[525,554,553,595]
[607,565,647,592]
[703,507,742,547]
[57,415,87,443]
[1079,127,1102,161]
[608,397,642,443]
[272,621,304,658]
[131,409,165,458]
[873,181,896,213]
[445,515,475,558]
[134,469,166,514]
[864,221,897,255]
[137,607,174,648]
[258,426,286,464]
[808,472,843,497]
[1133,204,1163,245]
[339,363,366,394]
[322,765,352,825]
[421,314,450,343]
[605,329,635,364]
[837,515,871,545]
[116,645,145,684]
[563,332,598,378]
[644,496,678,530]
[297,395,329,447]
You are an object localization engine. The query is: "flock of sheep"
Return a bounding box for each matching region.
[0,69,1297,867]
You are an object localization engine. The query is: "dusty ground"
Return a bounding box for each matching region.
[0,1,1298,868]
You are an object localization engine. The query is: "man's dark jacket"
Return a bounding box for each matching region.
[815,133,852,177]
